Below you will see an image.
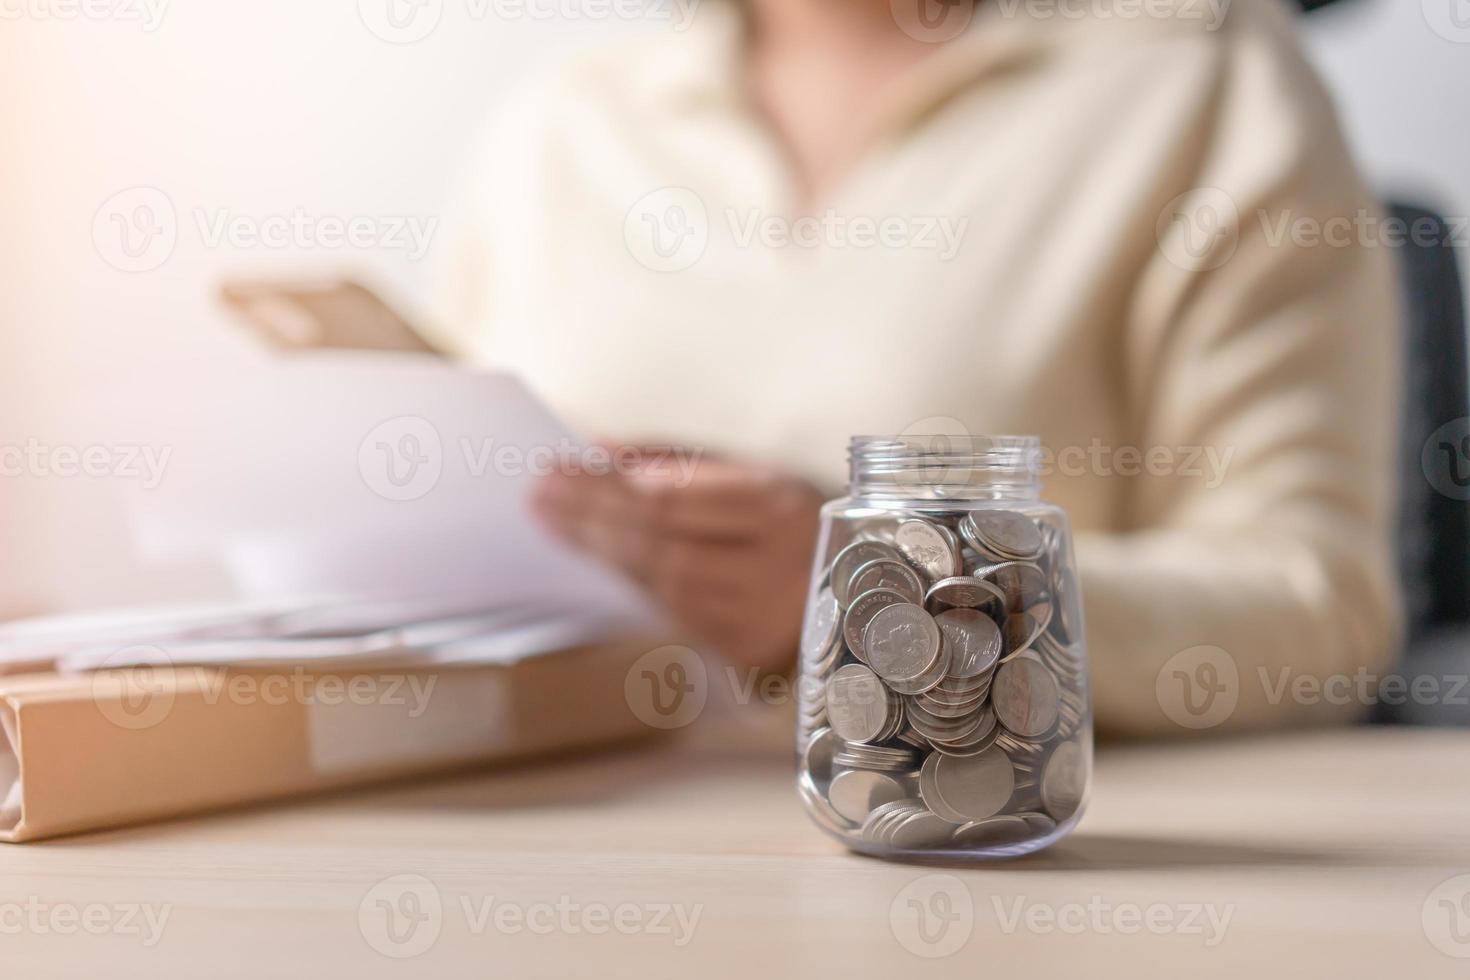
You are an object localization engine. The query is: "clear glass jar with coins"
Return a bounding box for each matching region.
[796,436,1091,859]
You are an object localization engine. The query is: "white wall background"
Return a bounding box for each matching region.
[0,0,1464,617]
[1300,0,1470,289]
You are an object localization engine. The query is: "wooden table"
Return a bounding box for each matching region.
[4,713,1470,978]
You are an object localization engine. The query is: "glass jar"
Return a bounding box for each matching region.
[796,435,1091,859]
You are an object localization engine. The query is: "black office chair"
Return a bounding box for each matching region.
[1380,202,1470,724]
[1291,0,1470,722]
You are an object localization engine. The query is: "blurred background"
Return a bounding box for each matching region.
[0,0,1465,617]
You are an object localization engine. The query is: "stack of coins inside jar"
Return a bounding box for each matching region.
[797,509,1090,854]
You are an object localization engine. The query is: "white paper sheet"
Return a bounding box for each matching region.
[121,354,650,616]
[1,354,657,670]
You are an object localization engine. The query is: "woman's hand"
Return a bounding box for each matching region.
[532,451,823,672]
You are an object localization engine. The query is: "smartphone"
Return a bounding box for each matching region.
[219,279,439,354]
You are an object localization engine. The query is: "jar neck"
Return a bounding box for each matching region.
[847,435,1042,502]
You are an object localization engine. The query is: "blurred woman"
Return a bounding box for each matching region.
[428,0,1402,735]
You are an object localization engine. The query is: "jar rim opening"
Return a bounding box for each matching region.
[847,434,1042,500]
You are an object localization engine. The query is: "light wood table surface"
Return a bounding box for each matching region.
[4,712,1470,979]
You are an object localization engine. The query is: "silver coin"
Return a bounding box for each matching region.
[935,607,1002,680]
[951,815,1030,846]
[1052,565,1081,644]
[832,540,904,607]
[834,752,914,774]
[849,559,925,606]
[932,749,1016,822]
[960,510,1044,561]
[825,664,894,743]
[1054,690,1087,738]
[890,809,959,849]
[894,519,960,583]
[1035,631,1083,680]
[802,727,839,787]
[797,772,854,832]
[909,718,979,749]
[930,725,1001,758]
[917,725,994,760]
[995,728,1046,767]
[842,588,908,660]
[1018,811,1059,836]
[883,647,951,695]
[925,576,1007,611]
[897,728,930,750]
[801,587,841,662]
[828,769,906,823]
[918,752,972,824]
[974,561,1049,612]
[806,641,843,679]
[861,799,922,842]
[1041,740,1086,820]
[929,708,999,754]
[918,685,988,710]
[835,742,918,771]
[873,803,940,847]
[905,697,984,735]
[864,603,942,683]
[992,655,1060,739]
[915,690,985,718]
[1002,602,1052,657]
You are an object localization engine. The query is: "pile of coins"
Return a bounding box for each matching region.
[797,509,1090,853]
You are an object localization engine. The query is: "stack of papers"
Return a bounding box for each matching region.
[0,594,641,675]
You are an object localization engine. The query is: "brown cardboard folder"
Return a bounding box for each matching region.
[0,640,655,843]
